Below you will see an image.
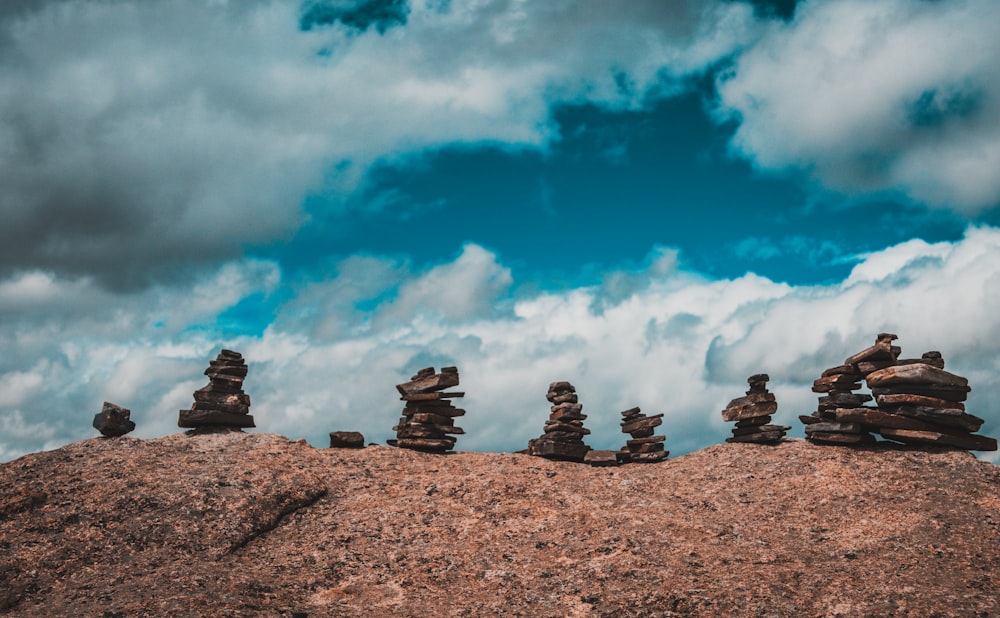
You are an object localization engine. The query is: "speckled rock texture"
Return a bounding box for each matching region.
[1,434,998,617]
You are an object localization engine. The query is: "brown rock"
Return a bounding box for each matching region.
[396,369,461,395]
[394,437,457,452]
[806,431,876,445]
[329,431,365,448]
[92,402,135,437]
[833,408,931,431]
[725,431,785,444]
[821,364,860,378]
[844,333,898,365]
[804,422,861,434]
[876,393,965,411]
[526,439,589,462]
[878,428,998,451]
[400,391,465,401]
[866,364,969,389]
[621,415,663,434]
[178,409,255,428]
[811,374,862,393]
[721,394,777,422]
[732,424,791,437]
[583,450,619,467]
[870,384,970,402]
[888,406,985,433]
[627,450,670,462]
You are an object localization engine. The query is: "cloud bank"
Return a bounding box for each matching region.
[717,0,1000,212]
[0,0,758,286]
[3,227,1000,463]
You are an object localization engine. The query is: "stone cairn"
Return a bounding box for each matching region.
[721,374,789,444]
[800,334,894,445]
[801,334,997,451]
[389,366,465,453]
[178,349,254,430]
[93,401,135,437]
[527,381,591,462]
[619,407,669,462]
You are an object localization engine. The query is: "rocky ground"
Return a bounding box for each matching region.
[1,432,998,617]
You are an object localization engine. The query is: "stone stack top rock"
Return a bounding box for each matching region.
[722,374,788,444]
[844,332,900,377]
[390,366,466,453]
[527,381,591,462]
[93,401,136,437]
[178,350,254,431]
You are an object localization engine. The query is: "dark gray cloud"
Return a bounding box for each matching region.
[0,0,758,290]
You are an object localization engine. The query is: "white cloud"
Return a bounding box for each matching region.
[716,0,1000,213]
[6,228,1000,463]
[0,0,758,284]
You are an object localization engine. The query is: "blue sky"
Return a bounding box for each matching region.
[2,0,1000,462]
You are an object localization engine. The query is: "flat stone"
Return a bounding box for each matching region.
[812,374,862,393]
[855,360,896,376]
[548,392,579,405]
[193,389,250,407]
[735,416,773,427]
[628,427,655,439]
[178,409,255,428]
[630,442,666,454]
[550,407,586,422]
[871,384,969,402]
[876,393,964,411]
[897,357,945,369]
[92,402,135,437]
[527,439,589,462]
[804,422,862,434]
[878,428,997,452]
[539,431,588,442]
[583,450,620,467]
[396,369,461,395]
[409,412,458,426]
[621,415,663,434]
[721,394,777,422]
[620,406,642,418]
[550,402,583,415]
[400,391,464,401]
[867,364,968,389]
[626,435,666,446]
[403,405,466,418]
[819,392,873,407]
[726,431,785,444]
[628,451,669,463]
[329,431,365,448]
[732,424,791,437]
[833,408,932,431]
[888,406,985,433]
[394,437,457,452]
[204,364,248,378]
[543,422,590,436]
[219,349,243,360]
[799,414,823,425]
[822,364,861,378]
[191,400,249,415]
[807,431,875,445]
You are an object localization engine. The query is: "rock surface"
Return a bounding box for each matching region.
[1,435,999,616]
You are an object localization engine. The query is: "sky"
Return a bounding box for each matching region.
[2,0,1000,463]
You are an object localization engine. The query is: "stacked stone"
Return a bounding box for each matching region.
[390,367,465,453]
[618,407,669,462]
[527,381,591,462]
[867,355,996,451]
[93,401,136,437]
[800,334,897,445]
[722,374,788,444]
[178,349,254,430]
